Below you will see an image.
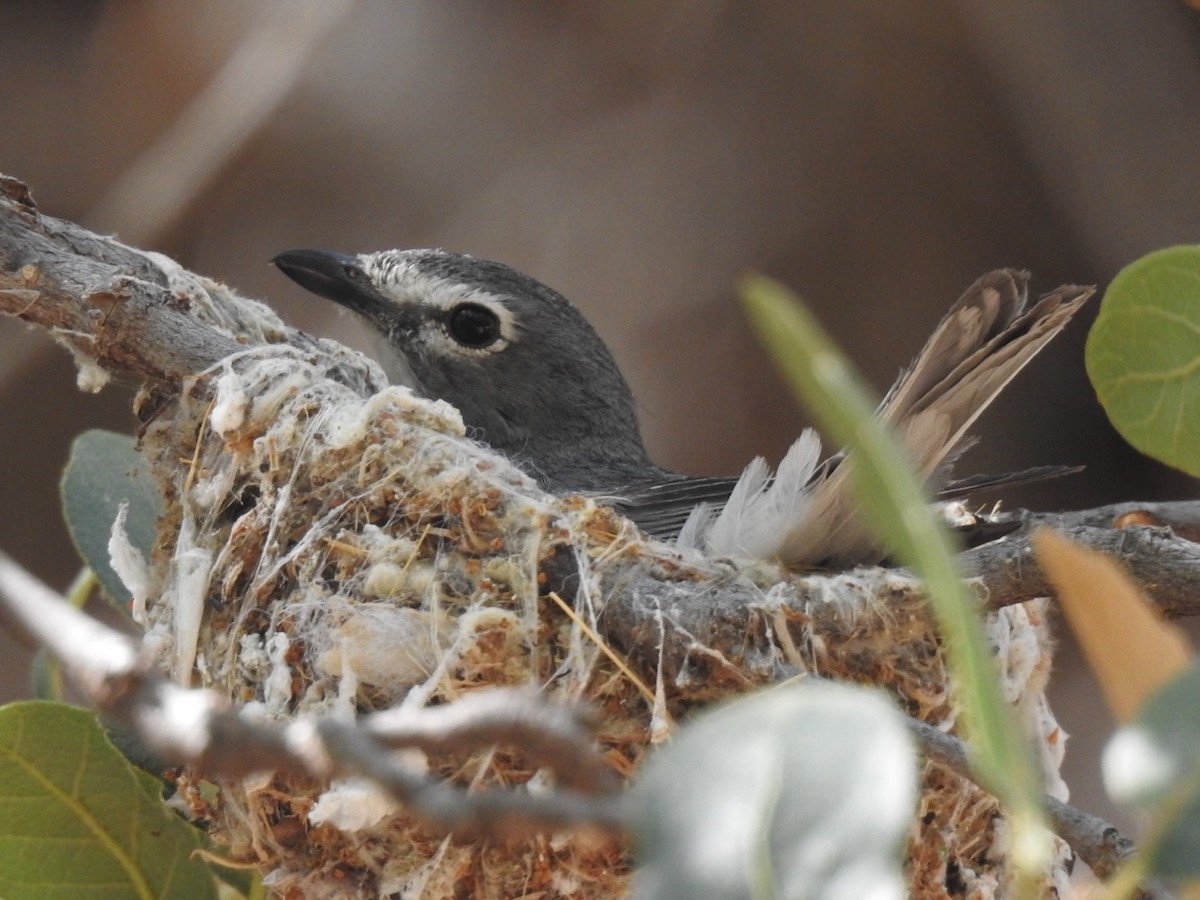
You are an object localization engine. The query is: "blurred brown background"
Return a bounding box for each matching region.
[3,0,1199,842]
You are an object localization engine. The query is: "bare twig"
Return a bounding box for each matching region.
[363,690,618,794]
[0,174,352,387]
[916,716,1174,899]
[961,507,1200,618]
[908,719,1151,887]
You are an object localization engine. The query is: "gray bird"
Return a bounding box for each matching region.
[273,249,1092,567]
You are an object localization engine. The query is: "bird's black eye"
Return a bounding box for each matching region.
[447,303,502,349]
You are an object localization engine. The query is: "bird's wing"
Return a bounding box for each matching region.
[938,464,1084,497]
[605,474,743,539]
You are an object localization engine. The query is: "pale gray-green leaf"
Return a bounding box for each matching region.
[1104,661,1200,879]
[60,429,161,608]
[629,681,916,900]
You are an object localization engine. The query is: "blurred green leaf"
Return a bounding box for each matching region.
[30,570,95,702]
[1104,660,1200,881]
[29,649,61,703]
[740,274,1051,886]
[630,681,916,900]
[60,429,161,610]
[1086,245,1200,477]
[0,701,217,900]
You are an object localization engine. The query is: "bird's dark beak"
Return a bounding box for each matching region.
[272,249,389,320]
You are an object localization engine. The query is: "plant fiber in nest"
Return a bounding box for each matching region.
[129,339,1070,898]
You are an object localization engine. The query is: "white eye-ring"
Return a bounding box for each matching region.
[431,292,516,356]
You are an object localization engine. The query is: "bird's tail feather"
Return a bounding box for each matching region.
[697,270,1093,567]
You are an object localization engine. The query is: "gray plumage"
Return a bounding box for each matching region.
[273,249,1092,567]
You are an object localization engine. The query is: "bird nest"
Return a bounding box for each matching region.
[132,340,1069,898]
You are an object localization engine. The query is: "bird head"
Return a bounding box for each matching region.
[273,248,655,490]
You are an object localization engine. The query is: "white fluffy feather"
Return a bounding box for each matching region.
[690,429,822,559]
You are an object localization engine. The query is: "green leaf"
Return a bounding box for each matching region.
[60,430,162,609]
[29,650,63,703]
[629,681,916,900]
[1086,245,1200,477]
[740,275,1051,887]
[31,571,96,702]
[0,701,217,900]
[1104,660,1200,880]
